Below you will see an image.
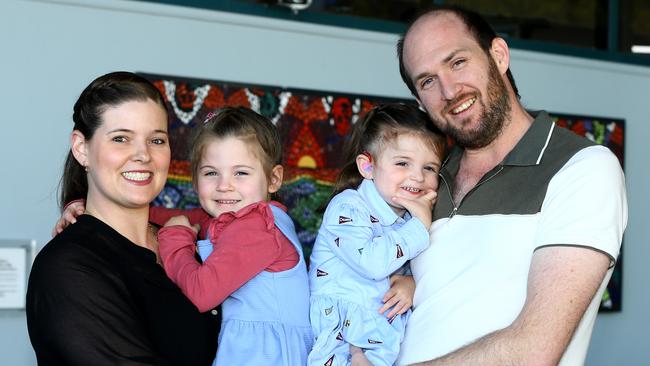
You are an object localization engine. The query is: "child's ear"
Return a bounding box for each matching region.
[267,165,284,194]
[70,130,89,168]
[355,154,373,180]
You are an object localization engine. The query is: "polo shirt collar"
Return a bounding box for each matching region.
[441,110,555,172]
[357,179,403,225]
[502,111,555,166]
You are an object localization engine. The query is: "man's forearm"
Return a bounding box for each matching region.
[409,247,608,366]
[409,327,522,366]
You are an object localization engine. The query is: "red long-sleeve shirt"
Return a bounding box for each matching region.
[154,202,299,312]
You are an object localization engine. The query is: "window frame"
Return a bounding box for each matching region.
[135,0,650,67]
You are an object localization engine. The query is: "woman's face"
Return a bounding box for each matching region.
[81,99,170,211]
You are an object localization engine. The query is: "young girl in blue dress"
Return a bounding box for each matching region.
[308,103,447,366]
[155,107,313,366]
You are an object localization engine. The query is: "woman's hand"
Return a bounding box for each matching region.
[51,199,86,236]
[379,274,415,319]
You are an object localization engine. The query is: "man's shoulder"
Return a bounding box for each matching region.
[556,144,622,180]
[551,122,597,149]
[540,123,600,170]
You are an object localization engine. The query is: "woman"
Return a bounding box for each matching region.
[26,72,219,365]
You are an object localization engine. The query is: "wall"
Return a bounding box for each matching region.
[0,0,647,365]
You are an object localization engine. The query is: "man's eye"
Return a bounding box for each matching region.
[112,136,127,143]
[453,59,466,68]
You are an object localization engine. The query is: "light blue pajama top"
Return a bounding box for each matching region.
[308,179,430,366]
[199,205,313,366]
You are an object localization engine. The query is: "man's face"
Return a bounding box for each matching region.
[402,13,511,149]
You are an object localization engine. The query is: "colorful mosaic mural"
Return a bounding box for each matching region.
[140,73,624,311]
[141,73,393,258]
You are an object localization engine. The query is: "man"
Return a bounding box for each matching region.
[394,6,627,366]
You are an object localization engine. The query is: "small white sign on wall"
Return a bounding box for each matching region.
[0,240,36,309]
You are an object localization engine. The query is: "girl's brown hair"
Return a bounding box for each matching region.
[188,106,282,184]
[332,102,446,197]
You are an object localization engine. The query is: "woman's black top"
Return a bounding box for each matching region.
[26,214,219,365]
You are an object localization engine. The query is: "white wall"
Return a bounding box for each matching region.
[1,1,647,365]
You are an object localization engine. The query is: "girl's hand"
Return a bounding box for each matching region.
[392,189,437,228]
[163,215,199,234]
[379,274,415,319]
[51,199,86,236]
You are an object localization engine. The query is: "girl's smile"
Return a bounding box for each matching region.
[196,136,281,218]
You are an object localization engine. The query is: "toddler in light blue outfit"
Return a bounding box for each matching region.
[308,104,447,366]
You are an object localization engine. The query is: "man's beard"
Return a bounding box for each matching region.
[436,58,511,149]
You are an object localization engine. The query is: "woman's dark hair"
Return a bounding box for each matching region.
[188,106,282,184]
[59,71,167,209]
[397,5,520,99]
[332,102,447,197]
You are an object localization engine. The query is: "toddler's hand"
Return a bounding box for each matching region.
[379,274,415,320]
[163,215,199,234]
[51,199,86,237]
[392,189,437,228]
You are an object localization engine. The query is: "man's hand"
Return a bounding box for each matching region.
[379,274,415,319]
